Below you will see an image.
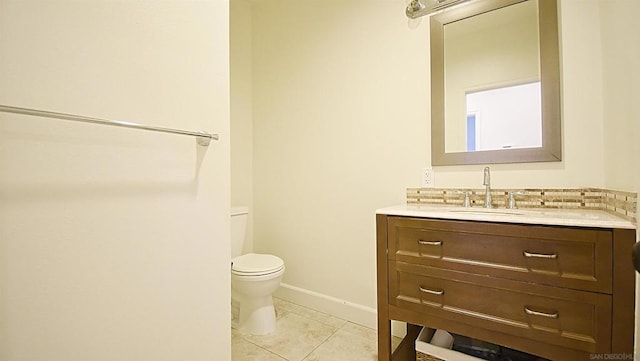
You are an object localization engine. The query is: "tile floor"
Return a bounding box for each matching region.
[232,298,401,361]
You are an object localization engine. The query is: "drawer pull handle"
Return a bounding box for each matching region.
[418,240,442,246]
[523,251,557,259]
[524,306,559,319]
[419,286,444,296]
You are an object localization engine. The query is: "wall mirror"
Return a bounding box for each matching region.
[431,0,561,165]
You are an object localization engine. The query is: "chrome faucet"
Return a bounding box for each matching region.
[483,167,492,208]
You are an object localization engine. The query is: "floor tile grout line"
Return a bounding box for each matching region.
[265,347,288,361]
[232,330,263,349]
[235,334,290,361]
[279,306,346,361]
[273,298,348,329]
[234,299,379,361]
[234,307,346,361]
[299,324,344,361]
[236,322,340,361]
[279,309,347,330]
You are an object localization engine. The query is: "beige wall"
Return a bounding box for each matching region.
[601,0,640,192]
[231,0,254,251]
[0,1,231,360]
[251,0,429,314]
[598,0,640,350]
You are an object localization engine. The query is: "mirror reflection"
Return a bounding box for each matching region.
[444,0,540,152]
[431,0,561,166]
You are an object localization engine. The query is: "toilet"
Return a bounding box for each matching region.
[231,206,285,335]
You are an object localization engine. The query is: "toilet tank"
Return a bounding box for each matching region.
[230,206,249,258]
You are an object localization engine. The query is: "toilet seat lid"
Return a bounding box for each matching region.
[231,253,284,275]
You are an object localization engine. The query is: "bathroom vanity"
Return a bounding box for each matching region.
[376,206,636,361]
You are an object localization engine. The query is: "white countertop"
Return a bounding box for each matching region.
[377,204,637,229]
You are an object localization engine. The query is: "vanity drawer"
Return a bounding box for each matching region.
[389,261,612,354]
[387,217,613,293]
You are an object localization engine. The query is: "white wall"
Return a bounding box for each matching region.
[466,82,542,151]
[0,1,231,360]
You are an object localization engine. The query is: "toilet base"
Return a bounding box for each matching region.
[236,295,277,335]
[231,264,284,335]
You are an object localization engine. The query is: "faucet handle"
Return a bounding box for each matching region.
[507,191,525,209]
[456,190,472,208]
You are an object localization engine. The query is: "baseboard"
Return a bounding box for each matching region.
[274,282,407,337]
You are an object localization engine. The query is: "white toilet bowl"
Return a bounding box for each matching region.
[231,253,285,335]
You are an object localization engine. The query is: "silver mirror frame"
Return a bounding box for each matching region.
[431,0,561,166]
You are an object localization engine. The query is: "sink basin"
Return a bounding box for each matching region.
[448,209,525,216]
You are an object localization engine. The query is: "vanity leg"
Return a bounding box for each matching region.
[377,214,392,361]
[377,318,392,361]
[391,324,420,361]
[377,214,421,361]
[611,229,635,355]
[378,320,421,361]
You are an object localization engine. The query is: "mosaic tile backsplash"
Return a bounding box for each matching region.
[406,187,637,224]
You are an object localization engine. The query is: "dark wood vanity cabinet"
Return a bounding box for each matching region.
[376,215,636,361]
